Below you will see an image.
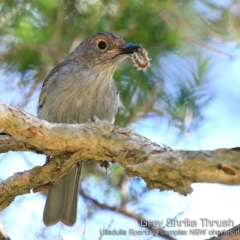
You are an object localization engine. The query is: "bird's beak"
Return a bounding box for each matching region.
[109,43,141,59]
[119,43,141,55]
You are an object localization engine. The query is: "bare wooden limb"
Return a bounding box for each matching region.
[207,223,240,240]
[80,189,176,240]
[0,103,240,210]
[0,218,10,240]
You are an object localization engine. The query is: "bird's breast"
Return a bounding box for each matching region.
[38,74,119,124]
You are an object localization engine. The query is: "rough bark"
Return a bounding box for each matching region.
[0,103,240,211]
[207,223,240,240]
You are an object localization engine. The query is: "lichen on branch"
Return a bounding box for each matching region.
[0,103,240,211]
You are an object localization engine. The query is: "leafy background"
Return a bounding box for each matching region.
[1,0,240,239]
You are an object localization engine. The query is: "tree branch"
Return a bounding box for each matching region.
[80,189,176,240]
[1,103,240,210]
[207,223,240,240]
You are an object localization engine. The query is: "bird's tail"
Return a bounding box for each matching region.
[43,162,83,226]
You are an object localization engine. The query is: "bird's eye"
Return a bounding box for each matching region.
[98,41,107,50]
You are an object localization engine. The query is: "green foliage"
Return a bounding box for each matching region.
[0,1,195,125]
[1,0,239,167]
[1,0,238,132]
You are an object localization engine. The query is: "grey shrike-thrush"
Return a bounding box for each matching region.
[38,32,142,226]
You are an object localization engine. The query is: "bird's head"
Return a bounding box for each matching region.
[72,32,141,73]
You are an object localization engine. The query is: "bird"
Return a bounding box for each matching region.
[37,32,141,226]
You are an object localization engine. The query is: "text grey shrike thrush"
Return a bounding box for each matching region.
[38,32,143,226]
